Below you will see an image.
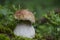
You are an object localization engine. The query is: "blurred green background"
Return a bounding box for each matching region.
[0,0,60,40]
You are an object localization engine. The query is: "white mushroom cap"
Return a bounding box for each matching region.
[14,9,35,23]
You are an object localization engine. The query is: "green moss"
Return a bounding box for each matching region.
[0,34,10,40]
[12,36,35,40]
[0,26,15,37]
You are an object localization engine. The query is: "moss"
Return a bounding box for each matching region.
[0,26,15,37]
[0,34,10,40]
[12,36,35,40]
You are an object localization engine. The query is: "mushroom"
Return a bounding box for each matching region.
[14,9,35,38]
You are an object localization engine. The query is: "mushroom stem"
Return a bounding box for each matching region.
[14,23,35,38]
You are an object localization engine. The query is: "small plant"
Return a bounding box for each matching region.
[0,34,10,40]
